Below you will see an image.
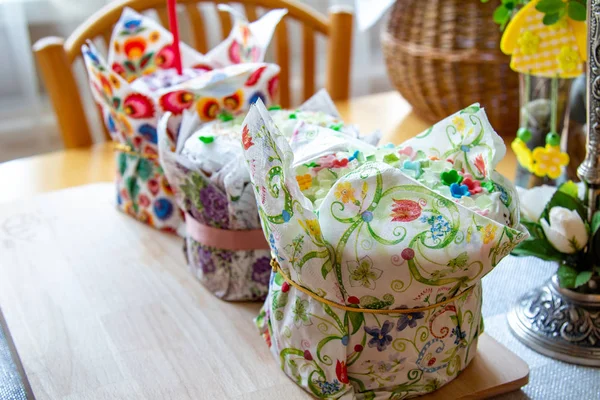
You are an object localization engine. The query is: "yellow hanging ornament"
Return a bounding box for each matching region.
[502,0,582,179]
[500,0,587,78]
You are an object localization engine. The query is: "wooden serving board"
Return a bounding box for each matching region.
[0,184,529,399]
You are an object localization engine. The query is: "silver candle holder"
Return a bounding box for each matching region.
[508,0,600,366]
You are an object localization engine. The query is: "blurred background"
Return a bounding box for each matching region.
[0,0,391,162]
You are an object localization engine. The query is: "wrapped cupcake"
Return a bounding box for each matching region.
[241,100,528,398]
[158,90,380,301]
[81,6,286,234]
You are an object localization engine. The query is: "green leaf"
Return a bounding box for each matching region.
[274,309,284,321]
[511,238,563,261]
[274,271,285,285]
[521,221,545,239]
[541,190,587,223]
[359,295,380,308]
[542,12,561,25]
[558,6,567,19]
[359,295,393,310]
[322,303,344,331]
[136,158,153,181]
[124,60,136,72]
[557,265,578,288]
[447,252,468,269]
[118,152,127,176]
[568,1,586,21]
[321,260,332,279]
[347,311,364,335]
[591,211,600,234]
[125,176,140,200]
[575,271,593,287]
[276,291,289,308]
[505,227,514,240]
[558,181,579,199]
[139,52,154,69]
[363,391,376,400]
[536,0,565,13]
[461,105,481,114]
[493,5,510,24]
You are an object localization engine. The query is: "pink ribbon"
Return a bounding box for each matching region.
[185,213,270,251]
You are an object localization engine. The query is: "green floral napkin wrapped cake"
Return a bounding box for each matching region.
[241,101,527,398]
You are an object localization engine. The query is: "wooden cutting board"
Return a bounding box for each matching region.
[0,184,528,399]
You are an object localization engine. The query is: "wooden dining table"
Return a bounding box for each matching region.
[0,91,527,400]
[0,92,517,203]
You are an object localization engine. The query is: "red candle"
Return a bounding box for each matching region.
[167,0,183,75]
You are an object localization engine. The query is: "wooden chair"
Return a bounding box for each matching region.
[33,0,353,149]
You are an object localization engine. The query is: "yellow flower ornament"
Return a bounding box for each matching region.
[557,46,581,73]
[511,132,569,179]
[503,0,582,179]
[517,30,540,55]
[532,144,569,180]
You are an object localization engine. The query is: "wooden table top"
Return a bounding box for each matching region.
[0,184,528,399]
[0,92,527,399]
[0,91,517,204]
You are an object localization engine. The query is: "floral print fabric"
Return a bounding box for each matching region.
[257,273,483,399]
[81,7,285,232]
[241,102,528,398]
[176,168,271,301]
[115,150,182,234]
[158,91,376,301]
[185,235,272,301]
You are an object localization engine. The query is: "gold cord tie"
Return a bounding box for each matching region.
[113,142,159,160]
[270,259,474,314]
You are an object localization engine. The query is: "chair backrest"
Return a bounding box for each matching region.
[33,0,353,148]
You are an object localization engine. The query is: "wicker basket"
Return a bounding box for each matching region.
[381,0,519,136]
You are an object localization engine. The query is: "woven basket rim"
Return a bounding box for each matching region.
[381,31,510,64]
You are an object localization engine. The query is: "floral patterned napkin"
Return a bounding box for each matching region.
[240,100,528,398]
[81,6,286,234]
[157,91,379,301]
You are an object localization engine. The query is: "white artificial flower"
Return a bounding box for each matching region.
[540,207,588,254]
[517,185,557,222]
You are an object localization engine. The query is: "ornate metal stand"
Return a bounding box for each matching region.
[508,0,600,365]
[508,276,600,366]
